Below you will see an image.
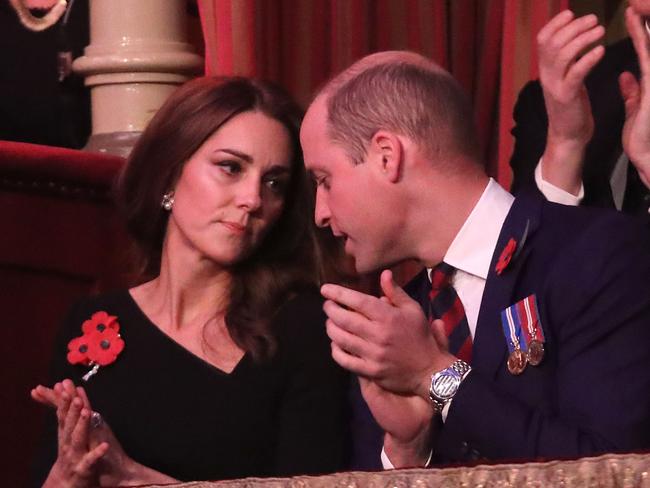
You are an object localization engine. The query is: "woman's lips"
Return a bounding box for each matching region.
[221,221,247,234]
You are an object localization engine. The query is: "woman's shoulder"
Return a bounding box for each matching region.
[274,286,324,322]
[61,289,136,333]
[67,289,134,317]
[273,286,327,345]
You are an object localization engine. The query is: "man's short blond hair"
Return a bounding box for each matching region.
[322,51,481,167]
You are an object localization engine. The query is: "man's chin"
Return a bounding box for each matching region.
[351,253,387,275]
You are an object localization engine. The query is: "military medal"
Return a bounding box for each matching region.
[517,294,546,366]
[527,340,545,366]
[501,305,527,375]
[507,349,527,375]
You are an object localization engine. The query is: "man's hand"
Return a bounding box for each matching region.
[322,269,455,400]
[360,377,434,467]
[621,6,650,189]
[537,10,605,195]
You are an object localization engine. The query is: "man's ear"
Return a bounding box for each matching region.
[368,130,403,183]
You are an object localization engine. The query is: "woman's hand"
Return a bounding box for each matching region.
[33,379,176,486]
[42,393,108,488]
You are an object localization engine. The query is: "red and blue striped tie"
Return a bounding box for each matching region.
[428,262,472,363]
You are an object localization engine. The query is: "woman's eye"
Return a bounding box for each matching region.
[265,176,288,194]
[217,161,242,175]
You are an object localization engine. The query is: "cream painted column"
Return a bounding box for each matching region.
[73,0,203,157]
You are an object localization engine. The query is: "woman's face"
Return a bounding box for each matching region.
[167,110,294,266]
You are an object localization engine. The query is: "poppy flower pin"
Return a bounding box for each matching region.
[67,311,125,381]
[495,237,518,275]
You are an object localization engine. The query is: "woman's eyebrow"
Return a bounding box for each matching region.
[213,148,252,162]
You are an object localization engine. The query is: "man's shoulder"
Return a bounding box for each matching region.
[530,199,650,283]
[508,190,650,265]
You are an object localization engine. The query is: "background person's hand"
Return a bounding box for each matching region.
[621,6,650,189]
[537,10,605,194]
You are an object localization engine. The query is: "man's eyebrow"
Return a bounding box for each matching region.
[308,169,327,178]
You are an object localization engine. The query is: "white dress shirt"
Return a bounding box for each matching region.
[534,155,650,213]
[381,178,514,469]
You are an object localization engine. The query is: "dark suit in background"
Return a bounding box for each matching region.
[510,38,650,215]
[0,1,90,148]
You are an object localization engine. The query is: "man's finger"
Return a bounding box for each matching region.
[430,319,449,350]
[321,283,386,321]
[379,269,415,307]
[331,342,375,377]
[326,318,372,358]
[323,299,379,339]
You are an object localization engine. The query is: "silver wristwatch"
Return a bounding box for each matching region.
[428,359,472,414]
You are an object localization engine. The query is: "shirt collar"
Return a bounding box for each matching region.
[443,178,514,280]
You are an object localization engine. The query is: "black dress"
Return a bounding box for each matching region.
[33,288,348,483]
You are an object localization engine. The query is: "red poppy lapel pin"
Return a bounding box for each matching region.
[67,311,125,381]
[495,237,517,275]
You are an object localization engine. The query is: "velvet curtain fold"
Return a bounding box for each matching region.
[198,0,568,186]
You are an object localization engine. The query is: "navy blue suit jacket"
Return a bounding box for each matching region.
[356,189,650,466]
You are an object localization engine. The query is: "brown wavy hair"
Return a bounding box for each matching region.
[117,76,319,361]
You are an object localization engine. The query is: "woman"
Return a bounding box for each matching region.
[31,76,348,486]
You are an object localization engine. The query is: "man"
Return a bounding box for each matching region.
[300,50,650,467]
[511,5,650,214]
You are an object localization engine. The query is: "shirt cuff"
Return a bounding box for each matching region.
[535,157,584,206]
[380,446,433,470]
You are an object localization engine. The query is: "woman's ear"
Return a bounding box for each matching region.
[368,130,403,183]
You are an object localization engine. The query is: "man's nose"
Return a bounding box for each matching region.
[314,187,331,228]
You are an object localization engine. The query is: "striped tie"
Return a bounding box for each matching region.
[428,262,472,363]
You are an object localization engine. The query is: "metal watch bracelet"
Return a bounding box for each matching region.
[429,359,472,413]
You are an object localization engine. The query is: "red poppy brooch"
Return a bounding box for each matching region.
[67,311,125,381]
[495,238,517,275]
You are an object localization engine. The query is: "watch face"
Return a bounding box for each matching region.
[432,370,461,400]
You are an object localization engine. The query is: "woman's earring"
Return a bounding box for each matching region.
[161,191,175,211]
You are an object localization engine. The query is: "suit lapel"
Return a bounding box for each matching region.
[472,190,543,379]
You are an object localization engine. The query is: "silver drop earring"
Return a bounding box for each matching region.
[161,191,175,211]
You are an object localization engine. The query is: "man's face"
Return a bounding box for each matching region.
[300,99,402,273]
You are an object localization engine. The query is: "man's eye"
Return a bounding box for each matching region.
[317,177,330,190]
[217,161,242,175]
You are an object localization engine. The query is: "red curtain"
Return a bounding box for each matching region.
[198,0,568,187]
